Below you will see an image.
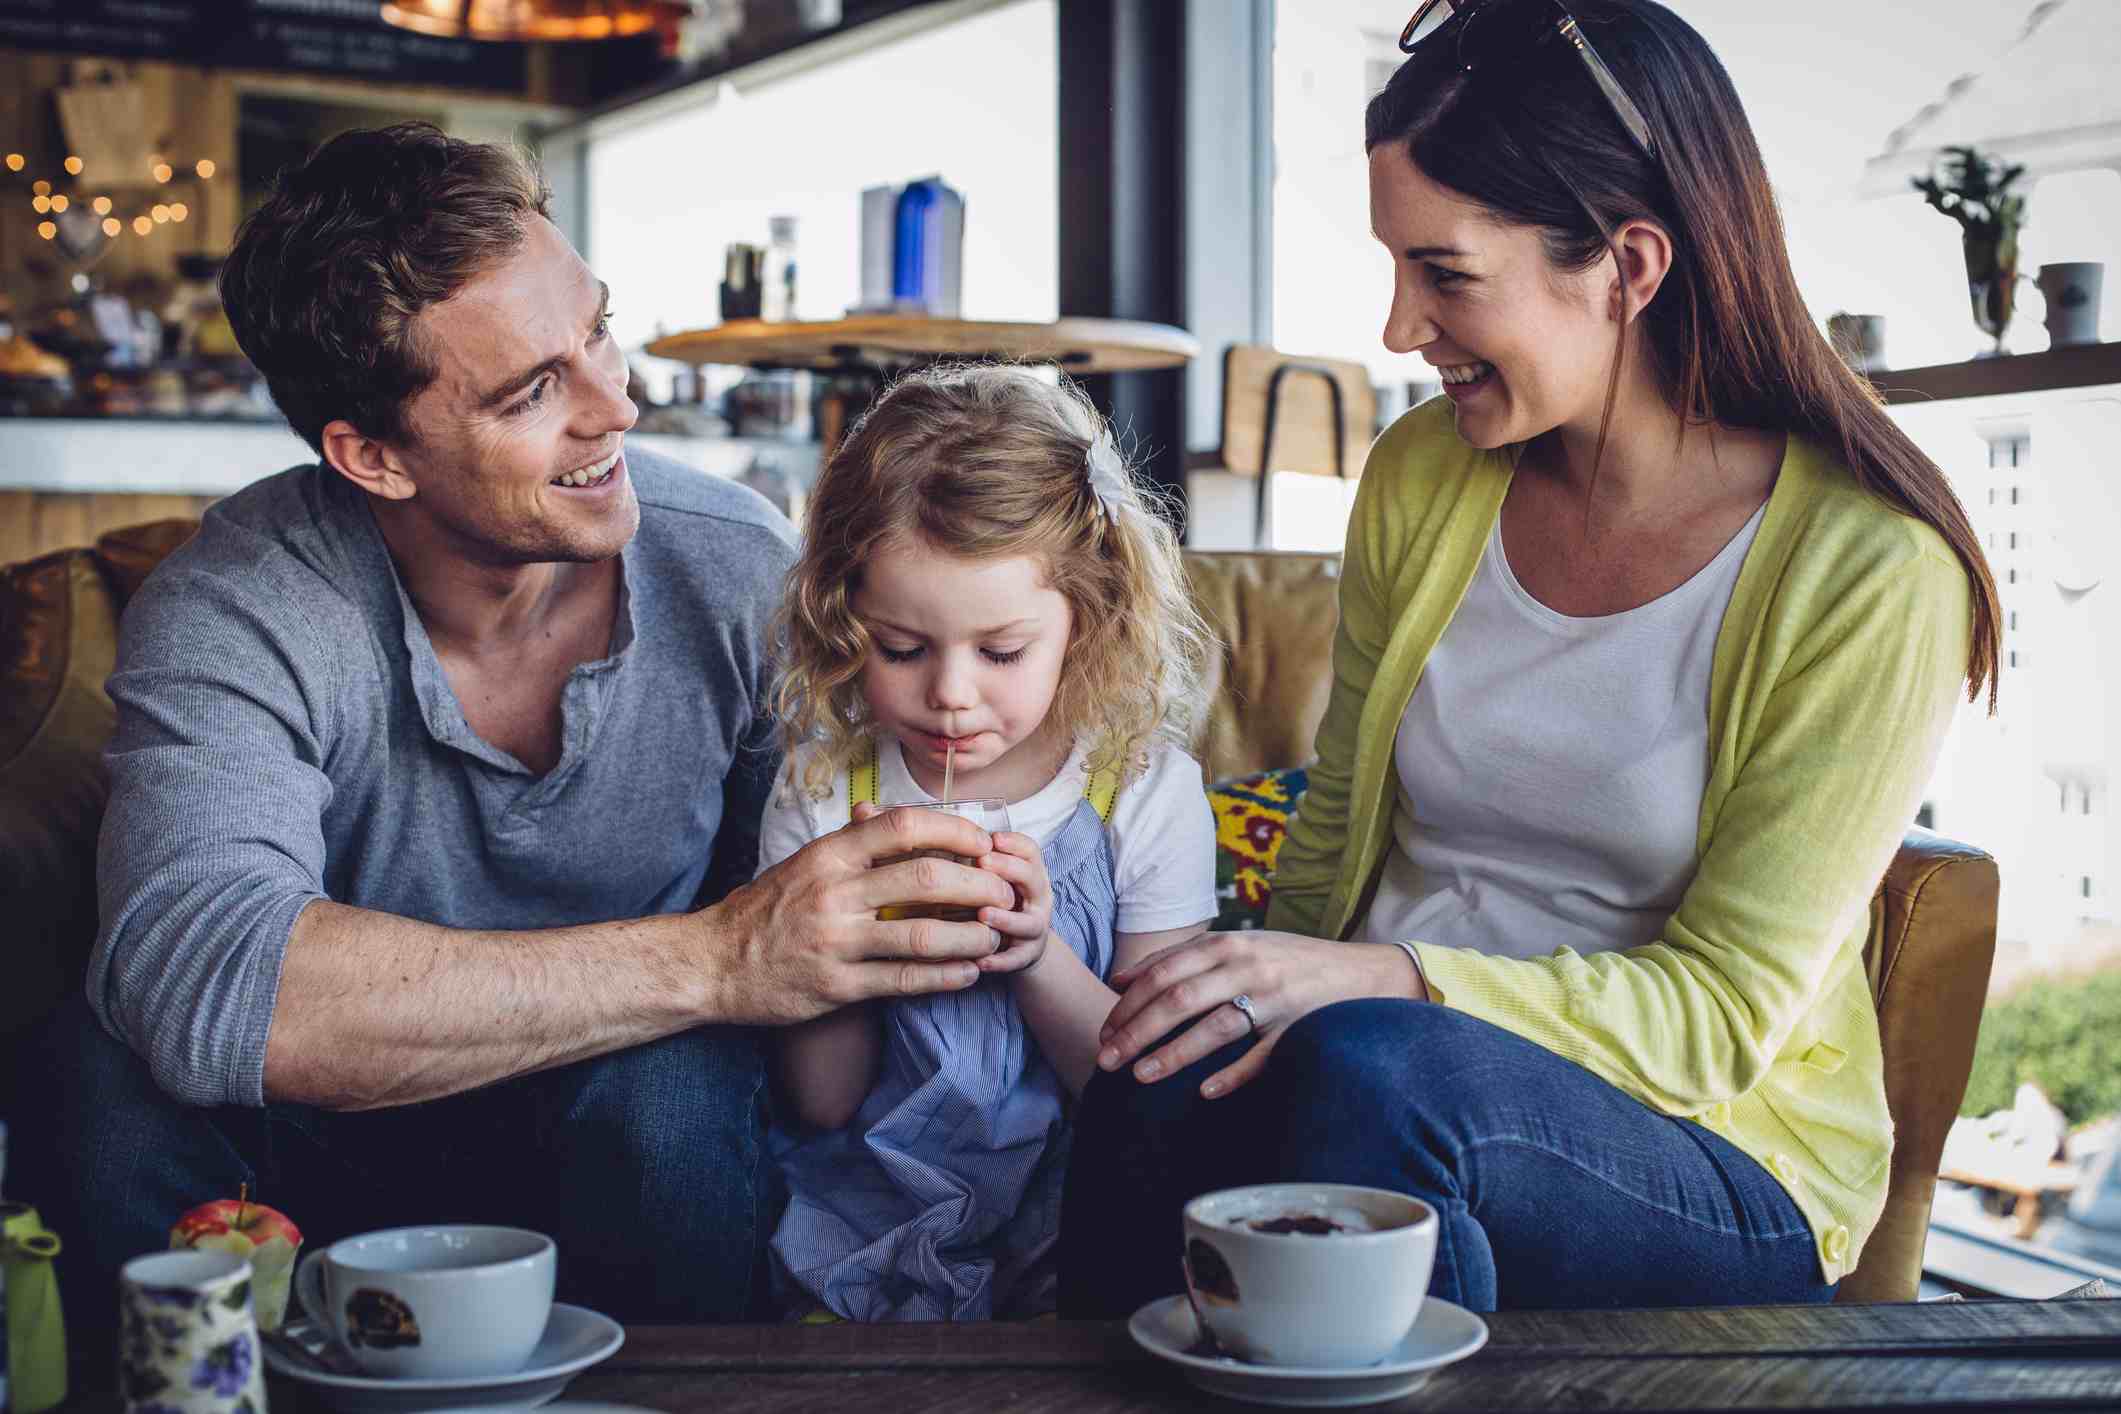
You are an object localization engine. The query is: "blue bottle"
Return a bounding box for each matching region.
[893,180,938,306]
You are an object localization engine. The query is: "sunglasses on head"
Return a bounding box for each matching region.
[1399,0,1658,163]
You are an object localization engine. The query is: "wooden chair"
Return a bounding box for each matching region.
[1210,345,1377,548]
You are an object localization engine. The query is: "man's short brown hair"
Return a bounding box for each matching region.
[220,122,552,453]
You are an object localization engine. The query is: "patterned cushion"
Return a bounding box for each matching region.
[1208,766,1309,932]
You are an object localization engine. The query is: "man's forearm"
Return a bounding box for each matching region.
[263,900,717,1110]
[260,807,1017,1109]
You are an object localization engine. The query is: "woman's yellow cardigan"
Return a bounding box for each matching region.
[1266,398,1973,1283]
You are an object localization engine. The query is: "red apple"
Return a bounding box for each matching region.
[171,1194,303,1330]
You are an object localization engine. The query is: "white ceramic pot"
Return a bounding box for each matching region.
[2038,262,2104,347]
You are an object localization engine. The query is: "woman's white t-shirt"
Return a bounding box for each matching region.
[758,736,1218,936]
[1359,500,1767,960]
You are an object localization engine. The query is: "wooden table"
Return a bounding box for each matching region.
[490,1300,2121,1412]
[644,315,1199,375]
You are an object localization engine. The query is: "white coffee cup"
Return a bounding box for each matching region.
[294,1225,555,1379]
[1182,1183,1437,1368]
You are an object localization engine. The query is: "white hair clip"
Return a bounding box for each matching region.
[1085,432,1130,519]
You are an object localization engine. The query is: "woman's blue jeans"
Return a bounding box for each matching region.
[1059,999,1838,1314]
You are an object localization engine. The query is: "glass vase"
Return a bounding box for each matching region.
[1965,230,2021,358]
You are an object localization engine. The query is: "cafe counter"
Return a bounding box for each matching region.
[0,417,819,565]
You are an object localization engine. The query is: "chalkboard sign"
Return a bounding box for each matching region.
[0,0,530,94]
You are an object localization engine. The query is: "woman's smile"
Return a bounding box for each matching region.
[1436,359,1497,401]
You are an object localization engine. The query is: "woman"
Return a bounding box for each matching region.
[1059,0,1999,1314]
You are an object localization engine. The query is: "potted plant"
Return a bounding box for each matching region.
[1913,145,2029,357]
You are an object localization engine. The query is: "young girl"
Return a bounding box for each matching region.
[759,364,1219,1322]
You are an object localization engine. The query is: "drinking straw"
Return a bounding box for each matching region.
[943,743,955,804]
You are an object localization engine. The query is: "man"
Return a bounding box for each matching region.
[17,123,1013,1335]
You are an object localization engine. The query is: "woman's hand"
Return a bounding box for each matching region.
[1095,932,1426,1098]
[973,829,1054,975]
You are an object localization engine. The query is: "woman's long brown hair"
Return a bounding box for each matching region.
[1366,0,2000,709]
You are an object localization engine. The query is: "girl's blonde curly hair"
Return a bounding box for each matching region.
[771,363,1217,798]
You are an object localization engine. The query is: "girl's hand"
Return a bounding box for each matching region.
[1094,932,1426,1098]
[975,830,1054,975]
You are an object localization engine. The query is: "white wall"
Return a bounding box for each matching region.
[584,0,1059,401]
[1267,0,2119,385]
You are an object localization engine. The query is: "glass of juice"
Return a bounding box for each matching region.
[874,798,1012,922]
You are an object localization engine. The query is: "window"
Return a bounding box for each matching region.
[1897,395,2120,1249]
[582,0,1058,402]
[1183,1,1423,548]
[1268,5,1418,391]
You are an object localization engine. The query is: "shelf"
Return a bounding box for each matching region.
[644,316,1199,374]
[1870,341,2121,405]
[0,420,777,497]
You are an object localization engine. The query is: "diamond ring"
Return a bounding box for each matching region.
[1228,993,1259,1033]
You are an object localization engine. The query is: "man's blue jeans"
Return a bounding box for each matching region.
[11,998,773,1354]
[1059,999,1838,1314]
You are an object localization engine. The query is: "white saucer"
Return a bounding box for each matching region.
[1128,1294,1488,1408]
[261,1302,624,1412]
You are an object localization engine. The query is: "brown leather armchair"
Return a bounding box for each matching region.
[2,527,1996,1301]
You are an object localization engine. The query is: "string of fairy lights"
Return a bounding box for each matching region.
[7,149,216,246]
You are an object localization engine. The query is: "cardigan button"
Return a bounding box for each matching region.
[1702,1102,1731,1128]
[1823,1225,1850,1265]
[1771,1153,1798,1183]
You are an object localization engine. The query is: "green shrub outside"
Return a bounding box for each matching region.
[1960,969,2121,1124]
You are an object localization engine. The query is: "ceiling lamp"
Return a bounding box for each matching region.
[380,0,693,41]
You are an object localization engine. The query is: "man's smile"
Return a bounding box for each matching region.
[551,446,622,489]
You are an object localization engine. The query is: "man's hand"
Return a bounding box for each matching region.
[701,804,1015,1025]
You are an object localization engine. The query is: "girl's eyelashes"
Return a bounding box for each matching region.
[873,644,1029,666]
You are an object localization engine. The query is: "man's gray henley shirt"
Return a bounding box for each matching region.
[88,450,796,1108]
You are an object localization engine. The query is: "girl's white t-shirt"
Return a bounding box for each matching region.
[1359,499,1766,960]
[758,736,1218,936]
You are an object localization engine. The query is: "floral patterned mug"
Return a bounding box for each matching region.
[118,1250,264,1414]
